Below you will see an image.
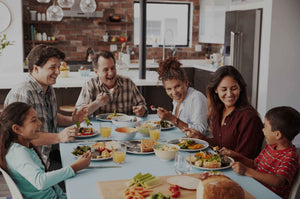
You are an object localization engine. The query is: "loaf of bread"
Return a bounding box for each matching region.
[197,172,245,199]
[141,139,157,152]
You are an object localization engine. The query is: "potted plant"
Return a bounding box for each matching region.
[0,34,14,56]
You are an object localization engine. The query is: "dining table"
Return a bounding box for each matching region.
[59,114,281,199]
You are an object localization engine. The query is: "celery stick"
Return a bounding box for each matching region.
[144,177,162,188]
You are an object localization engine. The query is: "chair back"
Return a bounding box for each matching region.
[0,167,23,199]
[288,148,300,199]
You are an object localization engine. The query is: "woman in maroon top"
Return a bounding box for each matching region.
[186,66,263,159]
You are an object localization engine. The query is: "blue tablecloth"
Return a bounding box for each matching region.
[59,114,281,199]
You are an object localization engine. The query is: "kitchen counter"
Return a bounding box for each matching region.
[2,60,217,89]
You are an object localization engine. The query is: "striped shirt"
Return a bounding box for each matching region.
[76,75,147,116]
[255,144,299,199]
[4,74,58,163]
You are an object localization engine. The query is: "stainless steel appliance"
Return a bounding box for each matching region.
[223,9,262,108]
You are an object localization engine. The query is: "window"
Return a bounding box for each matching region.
[134,1,192,47]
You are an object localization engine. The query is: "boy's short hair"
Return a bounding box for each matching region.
[265,106,300,141]
[27,44,65,73]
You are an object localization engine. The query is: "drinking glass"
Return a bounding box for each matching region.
[112,143,126,164]
[174,153,192,175]
[100,122,111,138]
[149,124,161,141]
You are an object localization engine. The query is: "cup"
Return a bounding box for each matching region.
[100,122,111,138]
[174,153,192,175]
[112,143,126,164]
[149,124,161,141]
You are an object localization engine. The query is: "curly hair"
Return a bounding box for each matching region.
[157,57,188,83]
[27,44,65,73]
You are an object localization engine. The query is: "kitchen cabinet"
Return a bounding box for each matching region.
[194,68,214,96]
[199,0,228,44]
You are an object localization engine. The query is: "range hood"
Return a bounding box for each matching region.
[63,0,103,18]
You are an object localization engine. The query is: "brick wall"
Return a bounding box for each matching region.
[23,0,222,61]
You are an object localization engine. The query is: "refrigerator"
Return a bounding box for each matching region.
[223,9,262,108]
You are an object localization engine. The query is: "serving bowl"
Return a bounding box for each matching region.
[114,127,137,141]
[153,143,180,161]
[111,116,142,128]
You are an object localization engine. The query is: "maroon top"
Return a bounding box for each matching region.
[212,108,264,159]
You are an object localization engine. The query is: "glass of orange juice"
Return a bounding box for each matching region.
[100,122,111,138]
[149,124,161,141]
[112,143,126,164]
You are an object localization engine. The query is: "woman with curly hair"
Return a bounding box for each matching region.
[156,57,208,135]
[186,66,264,159]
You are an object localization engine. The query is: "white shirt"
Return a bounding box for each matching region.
[172,87,208,135]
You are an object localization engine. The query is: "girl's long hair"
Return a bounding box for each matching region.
[206,66,253,131]
[0,102,45,172]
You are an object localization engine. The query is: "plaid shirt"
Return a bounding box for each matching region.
[4,74,58,163]
[76,75,147,116]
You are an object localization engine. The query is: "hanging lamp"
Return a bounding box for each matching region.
[46,0,64,21]
[80,0,97,13]
[58,0,75,8]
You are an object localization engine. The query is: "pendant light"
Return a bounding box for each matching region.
[37,0,51,3]
[80,0,97,13]
[58,0,75,8]
[46,0,64,21]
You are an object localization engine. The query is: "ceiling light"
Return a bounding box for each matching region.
[46,0,64,21]
[80,0,97,13]
[58,0,75,8]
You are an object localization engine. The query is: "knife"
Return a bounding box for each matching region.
[87,165,121,168]
[73,139,112,143]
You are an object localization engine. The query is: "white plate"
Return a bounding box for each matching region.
[147,120,175,130]
[75,130,100,139]
[166,138,209,152]
[124,140,154,155]
[74,154,112,161]
[95,113,127,122]
[186,154,234,171]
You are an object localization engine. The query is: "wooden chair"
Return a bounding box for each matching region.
[0,167,23,199]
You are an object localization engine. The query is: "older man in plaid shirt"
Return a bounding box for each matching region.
[76,50,147,117]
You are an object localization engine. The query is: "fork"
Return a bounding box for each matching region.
[150,105,158,111]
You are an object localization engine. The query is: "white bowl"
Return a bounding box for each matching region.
[114,127,137,141]
[111,116,142,128]
[153,143,180,161]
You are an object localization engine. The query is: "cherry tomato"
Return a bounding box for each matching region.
[171,191,180,198]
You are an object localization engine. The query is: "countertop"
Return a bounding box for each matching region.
[1,60,218,89]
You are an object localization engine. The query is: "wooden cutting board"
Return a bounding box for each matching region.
[97,173,255,199]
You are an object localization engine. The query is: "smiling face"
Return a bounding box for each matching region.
[164,79,188,104]
[33,57,61,91]
[14,108,42,146]
[215,76,240,109]
[94,56,117,89]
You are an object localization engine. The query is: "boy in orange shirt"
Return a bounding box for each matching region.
[221,106,300,199]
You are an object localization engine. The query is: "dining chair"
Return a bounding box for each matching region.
[0,167,23,199]
[288,167,300,199]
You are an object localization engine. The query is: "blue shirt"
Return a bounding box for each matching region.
[6,143,75,199]
[172,87,208,135]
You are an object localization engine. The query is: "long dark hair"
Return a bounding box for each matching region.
[157,56,188,84]
[0,102,45,172]
[206,66,252,130]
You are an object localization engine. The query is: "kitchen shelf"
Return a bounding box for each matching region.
[25,40,60,44]
[97,21,132,26]
[23,20,59,25]
[98,41,133,45]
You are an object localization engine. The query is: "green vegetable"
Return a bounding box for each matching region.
[75,121,81,128]
[127,172,160,188]
[150,192,170,199]
[85,118,92,126]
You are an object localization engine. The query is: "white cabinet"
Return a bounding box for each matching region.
[198,0,228,44]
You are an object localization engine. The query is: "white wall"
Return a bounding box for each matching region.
[229,0,300,147]
[0,0,23,73]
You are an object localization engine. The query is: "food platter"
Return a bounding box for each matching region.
[185,154,234,171]
[96,113,127,122]
[75,130,100,138]
[72,144,113,161]
[148,120,175,130]
[124,140,154,155]
[166,138,209,152]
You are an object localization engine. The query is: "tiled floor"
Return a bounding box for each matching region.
[0,174,11,197]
